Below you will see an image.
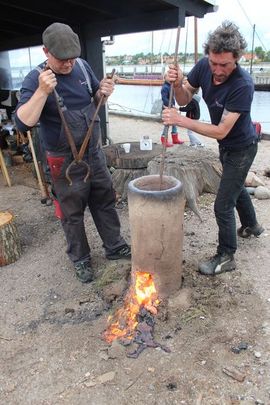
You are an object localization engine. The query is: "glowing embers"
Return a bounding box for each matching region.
[104,271,170,358]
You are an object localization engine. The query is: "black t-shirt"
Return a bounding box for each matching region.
[15,59,99,151]
[187,57,257,149]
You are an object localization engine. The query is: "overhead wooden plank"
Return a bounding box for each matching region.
[0,0,216,51]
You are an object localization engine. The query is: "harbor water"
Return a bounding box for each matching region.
[109,84,270,133]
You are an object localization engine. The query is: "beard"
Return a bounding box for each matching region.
[213,74,227,84]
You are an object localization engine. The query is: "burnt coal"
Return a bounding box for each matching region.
[126,306,170,359]
[137,307,155,326]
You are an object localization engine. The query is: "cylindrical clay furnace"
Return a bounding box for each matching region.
[128,175,185,299]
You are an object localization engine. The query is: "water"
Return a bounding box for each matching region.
[9,64,270,132]
[109,84,270,133]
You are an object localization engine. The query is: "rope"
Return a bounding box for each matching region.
[236,0,267,51]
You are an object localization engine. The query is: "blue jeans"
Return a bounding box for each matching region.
[161,125,178,136]
[187,129,203,145]
[215,141,258,255]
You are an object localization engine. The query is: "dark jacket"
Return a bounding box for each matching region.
[179,97,200,120]
[161,80,175,108]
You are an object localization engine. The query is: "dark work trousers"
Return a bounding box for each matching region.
[47,148,126,263]
[215,141,258,255]
[46,102,126,264]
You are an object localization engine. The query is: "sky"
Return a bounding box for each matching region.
[104,0,270,56]
[6,0,269,68]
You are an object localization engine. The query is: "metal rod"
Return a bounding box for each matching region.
[194,17,198,64]
[159,26,181,185]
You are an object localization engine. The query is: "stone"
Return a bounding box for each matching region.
[245,186,256,194]
[96,371,116,384]
[222,366,246,382]
[245,172,265,187]
[254,186,270,199]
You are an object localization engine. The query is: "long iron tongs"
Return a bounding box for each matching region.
[54,68,116,185]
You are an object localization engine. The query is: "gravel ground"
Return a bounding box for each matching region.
[0,114,270,405]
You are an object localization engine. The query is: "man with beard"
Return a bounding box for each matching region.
[162,21,264,275]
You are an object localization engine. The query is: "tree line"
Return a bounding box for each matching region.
[106,47,270,65]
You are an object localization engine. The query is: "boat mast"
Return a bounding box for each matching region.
[250,24,255,75]
[151,31,154,75]
[194,17,198,64]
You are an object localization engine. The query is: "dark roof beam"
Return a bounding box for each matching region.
[0,27,23,37]
[157,0,216,17]
[0,12,45,30]
[0,1,69,21]
[62,0,119,18]
[83,8,186,38]
[178,0,216,18]
[0,33,42,52]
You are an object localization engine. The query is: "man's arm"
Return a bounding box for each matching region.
[94,77,115,106]
[16,69,57,127]
[167,64,198,106]
[162,108,240,141]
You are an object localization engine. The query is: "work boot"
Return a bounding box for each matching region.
[237,223,264,238]
[161,136,173,147]
[74,260,94,283]
[171,133,184,144]
[199,253,236,276]
[106,244,131,260]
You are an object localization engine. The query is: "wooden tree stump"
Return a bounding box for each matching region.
[104,144,222,209]
[111,167,148,200]
[103,142,162,199]
[0,211,22,266]
[148,146,222,209]
[103,142,163,169]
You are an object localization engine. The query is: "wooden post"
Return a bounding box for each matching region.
[0,211,21,266]
[0,149,12,187]
[26,131,48,202]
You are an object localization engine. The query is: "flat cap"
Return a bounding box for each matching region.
[42,22,81,60]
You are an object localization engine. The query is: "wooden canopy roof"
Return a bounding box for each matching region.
[0,0,216,51]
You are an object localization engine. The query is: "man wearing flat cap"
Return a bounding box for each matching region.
[15,22,131,283]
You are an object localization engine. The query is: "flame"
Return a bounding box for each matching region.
[103,271,159,343]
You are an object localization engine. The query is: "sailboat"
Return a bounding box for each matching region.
[115,18,197,86]
[115,76,163,86]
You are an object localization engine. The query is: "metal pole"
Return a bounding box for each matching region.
[250,24,255,75]
[159,26,181,184]
[194,17,198,64]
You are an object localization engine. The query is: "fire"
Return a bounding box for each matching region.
[103,271,159,344]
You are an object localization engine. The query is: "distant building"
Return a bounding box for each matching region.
[240,53,259,63]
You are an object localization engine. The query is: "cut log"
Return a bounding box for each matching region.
[0,211,22,266]
[148,146,222,207]
[111,168,148,200]
[103,142,163,200]
[105,145,222,209]
[103,142,162,169]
